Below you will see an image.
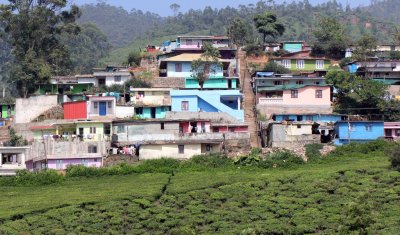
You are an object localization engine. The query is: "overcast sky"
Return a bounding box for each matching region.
[0,0,368,16]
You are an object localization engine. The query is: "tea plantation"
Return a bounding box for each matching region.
[0,141,400,234]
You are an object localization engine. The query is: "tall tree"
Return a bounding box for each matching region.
[253,12,285,43]
[0,0,81,97]
[191,43,221,90]
[170,3,180,17]
[228,17,251,76]
[312,17,347,58]
[352,34,377,62]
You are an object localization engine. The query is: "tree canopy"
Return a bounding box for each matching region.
[0,0,81,97]
[191,43,221,90]
[253,12,285,43]
[312,17,347,58]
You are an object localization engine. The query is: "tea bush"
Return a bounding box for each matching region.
[0,169,64,186]
[259,150,305,169]
[305,143,323,162]
[387,144,400,171]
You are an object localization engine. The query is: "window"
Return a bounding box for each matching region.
[349,124,356,132]
[117,125,125,133]
[161,123,165,130]
[315,90,323,98]
[175,63,182,72]
[282,59,291,68]
[297,115,303,121]
[296,60,304,69]
[291,90,298,98]
[178,145,184,154]
[396,129,400,136]
[314,81,320,85]
[297,125,302,129]
[181,101,189,111]
[365,124,372,132]
[316,60,324,69]
[94,102,98,109]
[274,80,282,85]
[213,127,219,133]
[107,101,112,108]
[81,159,88,167]
[114,76,121,82]
[306,115,313,121]
[135,107,143,115]
[90,127,96,134]
[56,160,63,170]
[88,145,97,153]
[206,144,212,152]
[283,115,290,121]
[296,80,304,85]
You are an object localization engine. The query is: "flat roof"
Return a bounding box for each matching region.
[162,53,231,62]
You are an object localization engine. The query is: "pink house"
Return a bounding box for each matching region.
[256,85,332,118]
[384,122,400,140]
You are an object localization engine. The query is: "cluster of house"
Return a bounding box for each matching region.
[2,37,400,175]
[254,41,400,148]
[0,35,249,175]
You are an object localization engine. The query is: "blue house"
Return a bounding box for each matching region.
[159,53,239,89]
[170,90,244,122]
[334,121,384,145]
[273,114,345,123]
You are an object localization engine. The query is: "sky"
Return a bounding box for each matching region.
[0,0,369,16]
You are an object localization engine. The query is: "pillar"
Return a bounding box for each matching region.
[0,152,2,166]
[237,97,241,110]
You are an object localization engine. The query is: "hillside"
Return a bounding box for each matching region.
[0,142,399,234]
[78,0,399,65]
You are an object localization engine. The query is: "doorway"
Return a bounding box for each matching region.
[150,108,156,118]
[99,102,107,116]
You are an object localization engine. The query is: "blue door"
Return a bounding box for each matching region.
[99,102,107,116]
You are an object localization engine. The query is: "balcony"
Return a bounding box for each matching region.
[259,97,283,104]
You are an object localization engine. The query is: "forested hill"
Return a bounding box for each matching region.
[77,0,400,63]
[78,2,164,47]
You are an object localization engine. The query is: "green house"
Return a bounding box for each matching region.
[0,98,15,119]
[274,57,331,72]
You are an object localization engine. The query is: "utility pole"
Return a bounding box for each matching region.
[347,114,351,144]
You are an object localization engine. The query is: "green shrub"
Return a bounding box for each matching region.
[234,148,261,167]
[0,169,64,186]
[305,143,323,162]
[330,140,394,157]
[259,150,304,169]
[387,144,400,171]
[182,154,233,170]
[134,158,180,174]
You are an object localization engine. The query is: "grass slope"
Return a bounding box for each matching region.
[0,147,400,234]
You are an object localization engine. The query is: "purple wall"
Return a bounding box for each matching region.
[27,158,102,171]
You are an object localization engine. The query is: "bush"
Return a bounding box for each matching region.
[234,148,261,167]
[259,150,305,169]
[305,143,323,162]
[0,169,64,186]
[330,140,394,157]
[388,144,400,171]
[182,154,233,170]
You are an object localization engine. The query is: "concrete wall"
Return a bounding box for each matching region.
[268,124,320,148]
[78,77,98,86]
[105,75,130,86]
[336,122,384,141]
[274,114,343,123]
[116,106,135,118]
[165,111,240,124]
[257,105,333,119]
[139,143,219,160]
[15,95,58,123]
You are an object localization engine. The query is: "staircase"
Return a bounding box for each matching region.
[239,50,259,148]
[0,126,10,144]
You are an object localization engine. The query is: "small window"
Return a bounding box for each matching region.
[315,90,323,98]
[90,127,96,134]
[297,125,302,129]
[117,125,125,133]
[274,80,282,85]
[206,144,212,152]
[291,90,298,98]
[297,115,303,121]
[114,76,121,82]
[213,127,219,132]
[283,115,290,121]
[56,160,63,170]
[316,60,324,69]
[161,123,165,130]
[181,101,189,111]
[178,145,184,154]
[396,129,400,136]
[350,124,356,132]
[296,80,304,85]
[229,127,235,132]
[365,124,372,132]
[175,63,182,72]
[88,145,97,153]
[306,115,313,121]
[314,81,320,85]
[282,59,291,68]
[107,101,112,108]
[135,107,143,115]
[94,102,98,109]
[81,159,88,167]
[296,60,304,69]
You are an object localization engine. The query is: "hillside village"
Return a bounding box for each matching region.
[1,33,400,175]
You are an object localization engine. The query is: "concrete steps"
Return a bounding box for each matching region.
[239,50,259,148]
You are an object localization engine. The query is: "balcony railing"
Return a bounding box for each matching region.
[259,97,283,104]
